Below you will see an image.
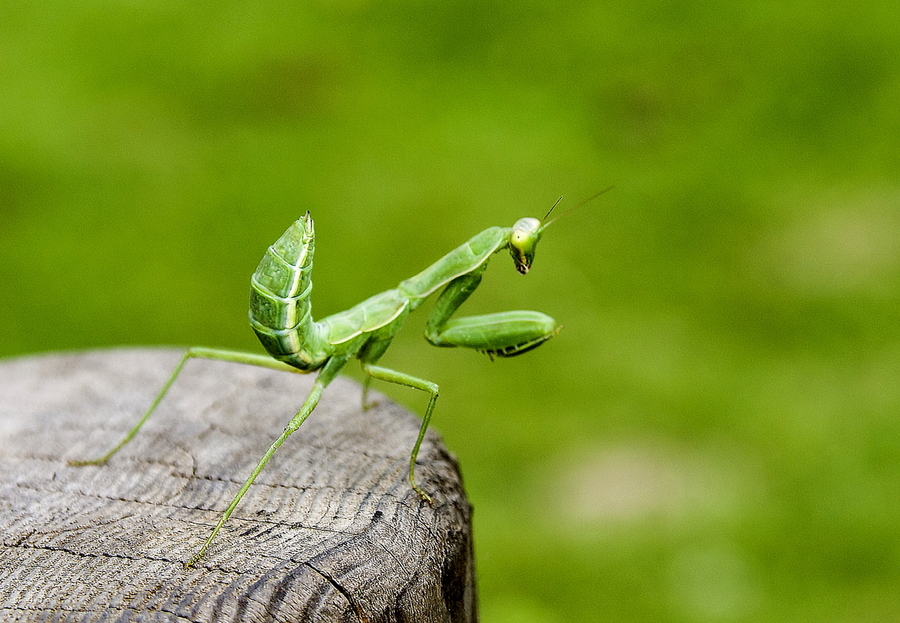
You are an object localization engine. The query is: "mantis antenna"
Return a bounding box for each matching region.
[540,186,614,232]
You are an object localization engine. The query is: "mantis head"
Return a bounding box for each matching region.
[508,217,542,275]
[507,195,566,275]
[508,188,613,275]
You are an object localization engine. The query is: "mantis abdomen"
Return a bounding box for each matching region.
[249,213,327,370]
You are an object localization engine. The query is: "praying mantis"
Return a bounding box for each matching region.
[70,192,606,566]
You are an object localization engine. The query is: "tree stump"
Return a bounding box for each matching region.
[0,349,477,622]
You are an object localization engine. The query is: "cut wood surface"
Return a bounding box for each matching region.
[0,349,476,622]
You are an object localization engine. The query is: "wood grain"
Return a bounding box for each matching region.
[0,349,476,622]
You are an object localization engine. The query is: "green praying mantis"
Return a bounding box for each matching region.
[70,191,607,566]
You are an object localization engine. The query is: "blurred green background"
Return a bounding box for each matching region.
[2,1,899,621]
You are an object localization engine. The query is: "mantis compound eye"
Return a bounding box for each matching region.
[509,217,541,274]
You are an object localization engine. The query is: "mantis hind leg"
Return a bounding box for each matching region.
[360,362,438,504]
[68,347,301,466]
[185,355,350,567]
[185,381,324,566]
[180,353,347,566]
[182,354,347,566]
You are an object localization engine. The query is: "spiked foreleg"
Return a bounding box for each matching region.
[424,267,560,357]
[423,266,485,347]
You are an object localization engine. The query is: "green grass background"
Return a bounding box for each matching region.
[2,2,899,621]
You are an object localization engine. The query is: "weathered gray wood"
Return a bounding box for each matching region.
[0,349,477,622]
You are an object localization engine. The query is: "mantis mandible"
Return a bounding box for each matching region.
[70,193,604,566]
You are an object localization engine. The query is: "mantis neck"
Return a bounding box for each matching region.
[398,226,511,310]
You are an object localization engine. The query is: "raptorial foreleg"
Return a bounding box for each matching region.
[424,271,560,358]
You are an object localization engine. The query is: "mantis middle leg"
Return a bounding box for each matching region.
[360,362,438,504]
